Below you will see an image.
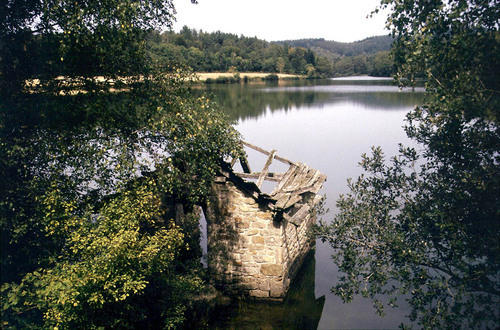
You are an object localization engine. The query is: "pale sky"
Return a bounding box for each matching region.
[172,0,390,43]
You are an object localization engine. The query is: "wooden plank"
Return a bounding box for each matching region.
[256,150,276,188]
[312,194,323,206]
[284,164,309,192]
[282,163,306,189]
[291,168,315,191]
[275,194,288,209]
[273,164,307,208]
[283,194,303,209]
[239,155,251,173]
[271,164,298,195]
[282,212,291,221]
[241,141,269,154]
[289,203,311,225]
[309,174,327,194]
[281,171,325,194]
[235,172,259,179]
[269,173,284,180]
[276,166,323,209]
[275,195,291,209]
[303,169,320,187]
[242,141,296,166]
[274,154,296,166]
[230,157,238,167]
[234,172,283,182]
[272,192,286,204]
[284,183,316,195]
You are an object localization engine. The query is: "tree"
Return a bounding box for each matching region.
[1,0,240,328]
[315,56,334,76]
[333,56,354,76]
[316,0,499,328]
[276,57,286,73]
[369,51,393,77]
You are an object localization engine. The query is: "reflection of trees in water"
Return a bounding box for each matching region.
[194,82,425,122]
[202,87,331,121]
[203,250,325,329]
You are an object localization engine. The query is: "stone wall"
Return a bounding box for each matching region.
[281,198,316,288]
[204,179,315,300]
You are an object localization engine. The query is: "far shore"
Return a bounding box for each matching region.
[196,72,304,81]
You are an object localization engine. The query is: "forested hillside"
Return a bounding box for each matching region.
[277,36,394,77]
[276,35,393,57]
[148,27,333,77]
[148,27,394,78]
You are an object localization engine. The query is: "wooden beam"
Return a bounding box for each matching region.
[282,173,326,194]
[283,183,316,195]
[241,141,296,166]
[274,155,296,166]
[256,150,276,188]
[271,164,298,195]
[239,155,251,173]
[242,141,269,154]
[286,165,310,192]
[234,172,283,182]
[275,195,289,209]
[230,157,238,167]
[312,194,324,206]
[289,203,311,225]
[283,194,303,209]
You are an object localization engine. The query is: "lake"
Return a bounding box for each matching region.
[197,77,425,329]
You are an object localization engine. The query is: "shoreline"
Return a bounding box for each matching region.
[196,72,304,82]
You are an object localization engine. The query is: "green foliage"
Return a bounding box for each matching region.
[205,74,241,84]
[147,27,395,78]
[3,180,199,328]
[262,74,279,81]
[331,52,394,77]
[280,36,395,77]
[278,35,393,57]
[370,51,393,77]
[1,0,241,328]
[147,27,335,77]
[1,0,177,92]
[317,0,499,328]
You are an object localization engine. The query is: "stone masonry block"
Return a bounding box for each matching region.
[270,280,285,298]
[247,229,259,236]
[257,279,270,291]
[252,236,265,244]
[251,221,267,229]
[249,289,269,298]
[260,264,283,276]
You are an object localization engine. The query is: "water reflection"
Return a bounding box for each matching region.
[197,79,425,122]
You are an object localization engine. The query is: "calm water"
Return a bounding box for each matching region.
[198,77,425,329]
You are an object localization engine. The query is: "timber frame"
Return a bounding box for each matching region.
[216,141,326,226]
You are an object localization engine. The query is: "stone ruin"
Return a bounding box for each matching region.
[203,141,326,300]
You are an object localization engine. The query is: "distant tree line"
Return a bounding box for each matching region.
[147,27,394,78]
[279,36,395,77]
[332,51,394,77]
[278,36,393,57]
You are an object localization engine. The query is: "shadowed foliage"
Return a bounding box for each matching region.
[1,0,241,328]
